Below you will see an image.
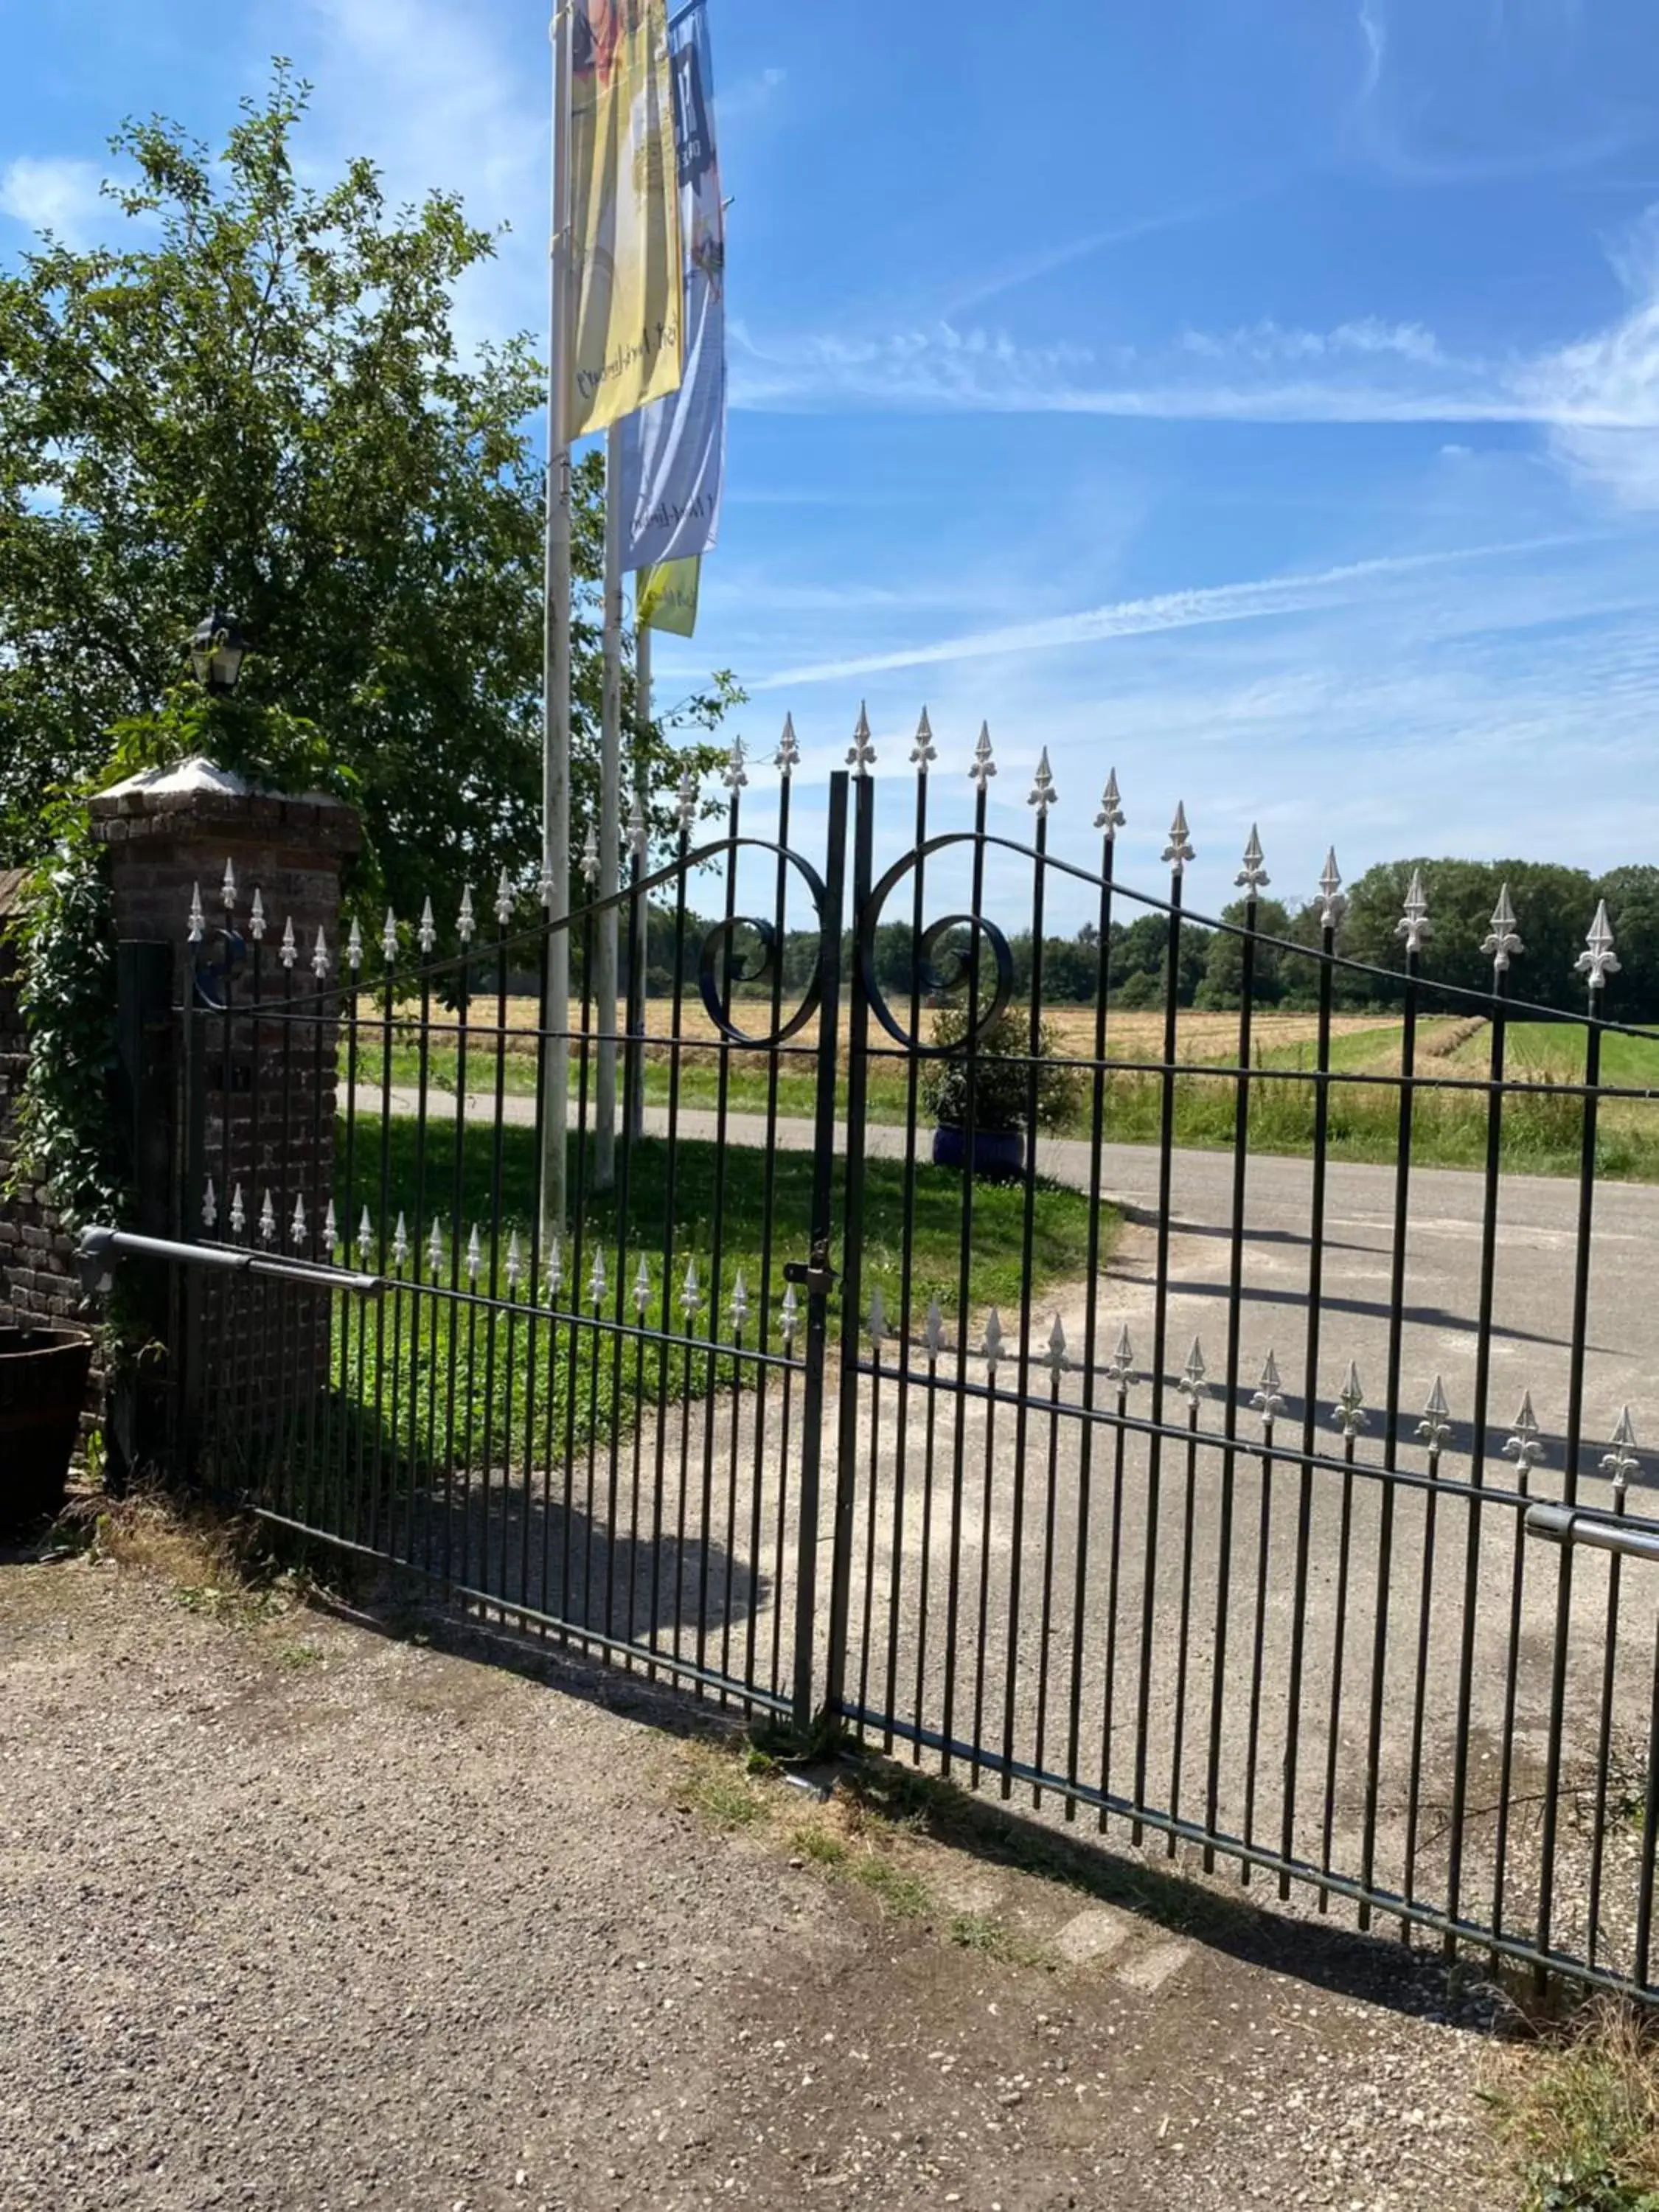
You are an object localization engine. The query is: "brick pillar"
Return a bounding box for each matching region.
[88,762,361,1485]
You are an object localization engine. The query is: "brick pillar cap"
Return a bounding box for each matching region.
[87,756,361,856]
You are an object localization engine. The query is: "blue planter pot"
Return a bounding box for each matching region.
[932,1124,1025,1181]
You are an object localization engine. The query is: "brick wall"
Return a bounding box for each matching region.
[86,767,361,1478]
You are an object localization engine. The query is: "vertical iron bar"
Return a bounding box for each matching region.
[1534,1007,1604,1977]
[1001,798,1049,1798]
[792,771,849,1732]
[1359,936,1419,1928]
[824,771,874,1722]
[1132,855,1184,1842]
[1204,880,1257,1868]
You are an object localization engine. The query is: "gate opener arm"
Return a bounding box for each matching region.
[1526,1500,1659,1566]
[76,1225,387,1301]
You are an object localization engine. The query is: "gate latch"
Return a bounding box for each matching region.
[783,1255,837,1299]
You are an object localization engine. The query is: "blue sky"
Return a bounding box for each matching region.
[5,0,1659,927]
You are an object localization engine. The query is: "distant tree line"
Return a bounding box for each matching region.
[615,860,1659,1025]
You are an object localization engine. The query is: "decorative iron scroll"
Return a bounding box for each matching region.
[857,840,1017,1056]
[689,837,833,1049]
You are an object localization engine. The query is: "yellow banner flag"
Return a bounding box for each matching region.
[568,0,684,437]
[637,556,700,636]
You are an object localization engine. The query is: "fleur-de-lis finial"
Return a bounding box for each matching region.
[867,1286,886,1344]
[846,703,876,776]
[969,721,996,793]
[229,1183,246,1236]
[291,1194,308,1249]
[775,712,801,776]
[589,1247,607,1305]
[983,1308,1004,1366]
[1334,1360,1368,1438]
[1237,824,1269,894]
[250,889,267,945]
[1417,1375,1453,1452]
[1163,802,1194,875]
[780,1281,800,1342]
[458,885,476,944]
[923,1298,945,1356]
[466,1224,481,1284]
[723,734,749,793]
[1251,1349,1285,1426]
[731,1270,750,1332]
[634,1255,652,1315]
[279,916,298,970]
[1029,746,1057,818]
[1397,869,1432,956]
[347,916,362,970]
[187,882,205,945]
[1095,768,1125,840]
[495,867,515,926]
[427,1216,443,1276]
[380,908,398,964]
[392,1211,408,1267]
[1046,1312,1069,1373]
[505,1231,523,1291]
[538,859,555,910]
[1318,849,1346,933]
[1504,1391,1545,1470]
[1484,883,1523,974]
[202,1177,218,1231]
[545,1234,563,1298]
[310,925,330,981]
[356,1205,372,1260]
[1178,1336,1208,1407]
[1105,1324,1135,1388]
[323,1200,337,1251]
[677,768,698,835]
[681,1254,702,1317]
[910,706,937,773]
[581,821,600,888]
[1576,899,1621,992]
[627,792,647,857]
[1601,1407,1641,1492]
[259,1189,277,1245]
[418,897,437,955]
[221,858,237,913]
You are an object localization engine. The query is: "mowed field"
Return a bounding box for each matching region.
[347,997,1659,1178]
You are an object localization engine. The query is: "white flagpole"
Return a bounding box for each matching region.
[540,0,574,1239]
[594,422,624,1188]
[630,611,651,1144]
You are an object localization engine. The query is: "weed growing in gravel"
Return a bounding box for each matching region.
[947,1911,1057,1970]
[678,1745,771,1830]
[1484,2004,1659,2211]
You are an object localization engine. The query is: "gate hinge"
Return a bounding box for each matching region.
[783,1256,837,1298]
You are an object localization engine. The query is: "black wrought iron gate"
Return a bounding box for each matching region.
[142,727,1659,2000]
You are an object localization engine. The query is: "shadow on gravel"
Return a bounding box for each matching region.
[298,1572,1507,2037]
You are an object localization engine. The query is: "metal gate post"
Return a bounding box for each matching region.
[791,771,850,1732]
[823,768,875,1720]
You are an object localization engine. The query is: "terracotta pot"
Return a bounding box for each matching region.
[0,1326,94,1530]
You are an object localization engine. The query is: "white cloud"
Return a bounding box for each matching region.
[750,536,1576,691]
[0,156,107,246]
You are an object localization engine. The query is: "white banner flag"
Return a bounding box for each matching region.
[618,0,724,569]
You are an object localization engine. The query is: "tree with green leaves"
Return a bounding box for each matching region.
[0,63,735,925]
[1338,859,1601,1014]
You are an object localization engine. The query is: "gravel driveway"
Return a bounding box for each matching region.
[0,1546,1514,2211]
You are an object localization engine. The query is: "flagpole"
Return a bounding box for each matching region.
[630,610,651,1144]
[540,0,574,1241]
[594,422,624,1189]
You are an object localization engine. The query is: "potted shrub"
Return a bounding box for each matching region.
[0,1325,94,1531]
[922,1003,1082,1180]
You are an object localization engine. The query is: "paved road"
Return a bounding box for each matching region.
[357,1084,1659,1459]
